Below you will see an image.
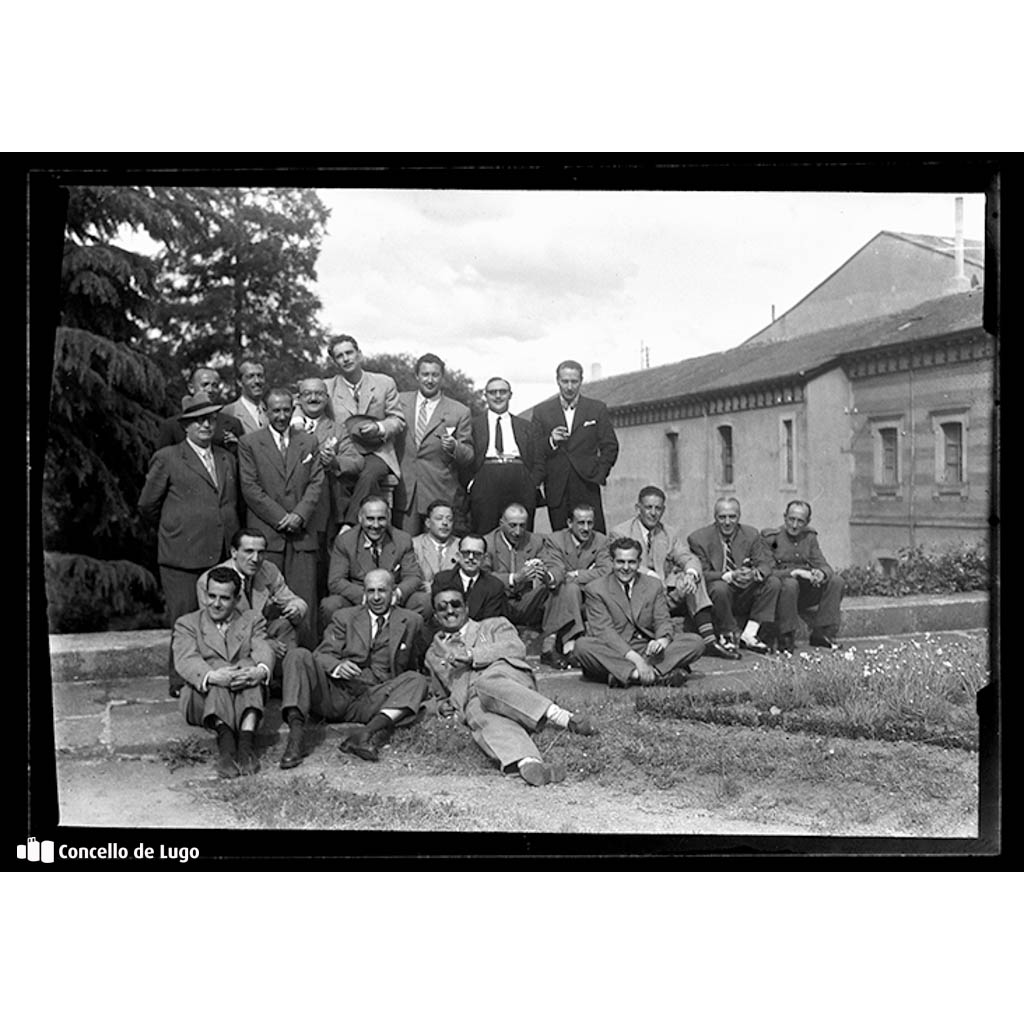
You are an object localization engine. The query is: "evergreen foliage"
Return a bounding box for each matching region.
[44,552,161,633]
[839,543,989,597]
[358,351,484,412]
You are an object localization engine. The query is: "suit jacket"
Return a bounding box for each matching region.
[172,607,275,691]
[582,572,673,657]
[462,412,544,489]
[412,534,460,590]
[237,427,325,553]
[687,523,773,584]
[196,557,308,619]
[326,370,405,477]
[327,525,424,606]
[138,441,239,570]
[610,516,701,582]
[530,394,619,506]
[542,529,612,587]
[289,411,343,534]
[221,398,266,435]
[156,411,244,453]
[482,528,552,596]
[425,616,533,698]
[314,604,422,678]
[431,568,509,621]
[761,526,835,580]
[394,391,474,515]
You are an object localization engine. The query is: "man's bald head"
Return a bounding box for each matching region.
[364,569,395,615]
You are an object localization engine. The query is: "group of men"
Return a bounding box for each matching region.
[139,338,845,783]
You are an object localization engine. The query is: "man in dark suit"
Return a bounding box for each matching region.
[138,393,241,696]
[393,353,474,535]
[574,537,705,688]
[237,388,324,649]
[431,534,509,622]
[155,367,243,453]
[539,502,612,668]
[687,497,781,654]
[321,495,428,632]
[463,377,543,533]
[482,502,555,628]
[530,360,619,534]
[173,566,274,778]
[278,569,428,768]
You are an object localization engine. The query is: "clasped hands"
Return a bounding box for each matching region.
[628,638,668,684]
[513,558,550,588]
[725,566,758,588]
[206,665,265,691]
[791,568,825,586]
[275,512,305,533]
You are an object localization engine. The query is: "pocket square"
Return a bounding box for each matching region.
[301,452,314,464]
[583,419,597,427]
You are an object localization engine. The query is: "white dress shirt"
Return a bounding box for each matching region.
[485,411,521,458]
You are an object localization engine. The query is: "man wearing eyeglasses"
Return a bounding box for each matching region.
[430,534,509,623]
[462,377,543,534]
[139,392,241,696]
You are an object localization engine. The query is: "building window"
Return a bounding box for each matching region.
[931,410,969,494]
[781,416,795,485]
[870,416,903,497]
[665,431,681,490]
[718,425,734,485]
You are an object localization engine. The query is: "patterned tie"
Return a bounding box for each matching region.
[494,415,505,456]
[372,543,381,568]
[201,448,218,486]
[415,399,429,446]
[351,382,360,408]
[723,536,736,573]
[277,430,288,460]
[257,407,266,428]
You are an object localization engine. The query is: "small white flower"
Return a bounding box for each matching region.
[769,706,782,716]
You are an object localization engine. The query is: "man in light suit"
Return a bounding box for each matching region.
[173,566,274,778]
[539,502,613,668]
[393,353,474,535]
[139,393,241,697]
[279,569,428,768]
[425,587,597,787]
[411,500,460,600]
[324,335,406,524]
[574,537,705,688]
[687,497,780,654]
[530,360,619,534]
[482,502,555,629]
[462,377,544,533]
[237,388,324,649]
[221,360,268,435]
[196,527,308,683]
[321,495,428,631]
[156,366,243,454]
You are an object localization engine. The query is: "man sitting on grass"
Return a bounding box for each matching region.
[172,566,275,778]
[424,587,597,787]
[279,569,428,768]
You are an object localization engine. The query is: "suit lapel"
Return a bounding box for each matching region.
[283,428,302,480]
[224,612,247,662]
[179,443,218,491]
[200,612,230,660]
[387,611,403,669]
[258,429,287,481]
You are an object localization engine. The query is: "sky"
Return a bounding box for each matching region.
[313,189,986,412]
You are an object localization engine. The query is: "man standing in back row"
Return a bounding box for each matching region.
[530,360,619,534]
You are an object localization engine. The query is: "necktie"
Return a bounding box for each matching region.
[257,407,266,428]
[464,576,474,598]
[723,537,736,573]
[372,543,381,568]
[244,576,253,606]
[277,431,288,459]
[416,400,429,446]
[494,415,504,456]
[201,449,218,486]
[351,382,360,407]
[643,533,655,572]
[623,581,632,602]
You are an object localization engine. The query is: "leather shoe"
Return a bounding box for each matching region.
[607,672,631,689]
[339,728,380,762]
[809,633,843,651]
[567,714,599,736]
[776,633,796,654]
[739,634,771,654]
[279,727,305,770]
[540,649,570,670]
[519,760,567,786]
[706,637,741,660]
[217,753,240,779]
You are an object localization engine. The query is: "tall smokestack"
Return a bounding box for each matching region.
[953,196,970,292]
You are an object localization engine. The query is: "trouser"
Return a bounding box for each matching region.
[180,681,264,732]
[341,454,393,525]
[775,575,845,638]
[707,576,782,636]
[449,663,552,772]
[281,647,427,723]
[507,584,549,628]
[574,628,705,685]
[542,580,586,642]
[265,545,317,650]
[545,474,607,535]
[161,564,204,696]
[665,576,713,618]
[469,461,536,534]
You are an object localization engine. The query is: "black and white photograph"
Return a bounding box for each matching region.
[25,159,1000,865]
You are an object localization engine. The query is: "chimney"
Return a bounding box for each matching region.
[952,196,970,292]
[590,362,602,380]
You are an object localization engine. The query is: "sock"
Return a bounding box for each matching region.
[544,704,572,729]
[365,712,396,736]
[741,621,760,641]
[215,723,236,759]
[284,708,305,727]
[693,608,716,643]
[518,757,542,773]
[541,634,557,654]
[237,731,255,755]
[563,638,576,655]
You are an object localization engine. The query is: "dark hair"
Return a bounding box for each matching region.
[609,536,643,558]
[358,494,390,512]
[556,360,584,378]
[431,586,466,609]
[207,566,242,595]
[785,499,812,521]
[485,377,511,392]
[568,503,596,521]
[265,387,294,407]
[416,353,446,375]
[238,360,264,375]
[637,485,666,503]
[425,499,455,518]
[458,533,488,553]
[329,334,360,358]
[230,527,268,550]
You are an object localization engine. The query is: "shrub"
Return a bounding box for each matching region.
[839,543,989,597]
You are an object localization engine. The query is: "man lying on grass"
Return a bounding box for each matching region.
[425,587,598,787]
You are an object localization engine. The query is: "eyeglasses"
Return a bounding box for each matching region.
[459,549,484,559]
[436,599,465,610]
[485,388,510,396]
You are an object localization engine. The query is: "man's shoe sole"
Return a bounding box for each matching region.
[520,762,567,786]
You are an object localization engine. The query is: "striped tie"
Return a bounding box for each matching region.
[724,537,736,573]
[415,400,429,446]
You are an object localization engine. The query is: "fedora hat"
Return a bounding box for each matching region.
[178,391,223,421]
[345,413,386,451]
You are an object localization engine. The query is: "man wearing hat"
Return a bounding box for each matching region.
[155,366,244,453]
[325,335,406,524]
[139,392,241,696]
